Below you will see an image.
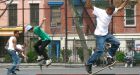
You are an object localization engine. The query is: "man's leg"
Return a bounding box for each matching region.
[16,57,22,71]
[39,40,52,66]
[106,34,120,65]
[85,35,105,74]
[106,34,120,57]
[39,40,51,60]
[7,50,19,75]
[34,40,42,55]
[34,40,44,61]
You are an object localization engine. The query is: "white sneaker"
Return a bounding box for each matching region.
[130,64,133,67]
[46,59,52,66]
[37,55,44,61]
[125,63,128,67]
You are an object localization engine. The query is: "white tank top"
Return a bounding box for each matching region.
[8,36,16,51]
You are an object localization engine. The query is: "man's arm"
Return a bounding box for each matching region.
[117,0,129,11]
[39,18,46,27]
[85,0,93,9]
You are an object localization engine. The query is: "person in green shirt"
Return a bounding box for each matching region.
[25,18,52,66]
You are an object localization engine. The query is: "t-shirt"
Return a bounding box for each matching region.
[33,26,51,41]
[93,6,118,36]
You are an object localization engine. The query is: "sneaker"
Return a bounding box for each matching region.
[130,64,133,67]
[37,55,44,61]
[7,71,16,75]
[125,63,128,67]
[7,68,11,75]
[85,63,92,74]
[15,68,20,71]
[46,59,52,66]
[11,71,17,75]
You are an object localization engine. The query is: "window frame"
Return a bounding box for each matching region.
[30,3,39,26]
[124,5,136,27]
[8,4,17,27]
[50,6,61,27]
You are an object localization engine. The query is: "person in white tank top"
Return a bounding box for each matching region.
[7,30,20,75]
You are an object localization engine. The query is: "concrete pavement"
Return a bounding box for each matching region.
[0,63,140,75]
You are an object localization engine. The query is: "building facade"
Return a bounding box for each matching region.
[0,0,140,58]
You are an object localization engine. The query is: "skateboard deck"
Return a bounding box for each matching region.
[38,59,52,71]
[92,61,116,75]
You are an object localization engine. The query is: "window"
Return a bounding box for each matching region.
[50,6,61,27]
[8,4,17,27]
[30,4,39,26]
[125,5,135,26]
[94,0,110,8]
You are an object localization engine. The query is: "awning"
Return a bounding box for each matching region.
[0,27,23,36]
[48,1,64,6]
[0,27,23,31]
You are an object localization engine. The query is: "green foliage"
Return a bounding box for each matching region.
[27,50,37,63]
[77,47,92,62]
[61,49,72,62]
[134,51,140,64]
[4,54,11,63]
[115,51,125,62]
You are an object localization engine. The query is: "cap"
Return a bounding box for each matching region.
[25,25,32,31]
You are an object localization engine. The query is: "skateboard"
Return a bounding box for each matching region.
[38,59,52,71]
[92,61,116,75]
[38,59,46,71]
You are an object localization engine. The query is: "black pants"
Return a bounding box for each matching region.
[34,40,51,60]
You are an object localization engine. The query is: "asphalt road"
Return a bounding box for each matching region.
[0,65,140,75]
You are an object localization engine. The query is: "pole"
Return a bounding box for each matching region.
[22,0,25,44]
[111,0,114,34]
[64,0,68,63]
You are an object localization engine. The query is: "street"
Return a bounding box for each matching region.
[0,63,140,75]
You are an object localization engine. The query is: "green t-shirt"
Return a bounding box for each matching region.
[33,26,51,41]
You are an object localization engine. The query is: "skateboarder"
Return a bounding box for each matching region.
[25,18,52,66]
[85,0,129,74]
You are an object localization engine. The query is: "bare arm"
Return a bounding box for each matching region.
[39,18,46,27]
[21,52,26,58]
[118,0,129,11]
[85,0,93,9]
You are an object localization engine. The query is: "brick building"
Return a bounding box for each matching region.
[0,0,140,58]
